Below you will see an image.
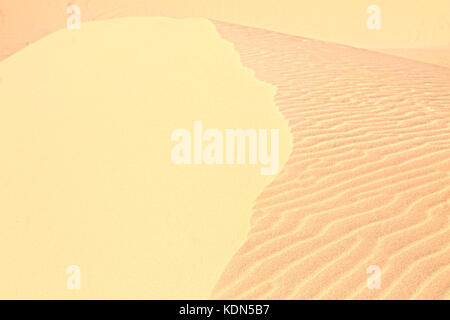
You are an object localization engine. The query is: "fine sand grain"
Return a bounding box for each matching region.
[0,17,290,299]
[211,20,450,300]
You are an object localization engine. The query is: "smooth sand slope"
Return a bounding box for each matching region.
[211,20,450,300]
[0,17,290,299]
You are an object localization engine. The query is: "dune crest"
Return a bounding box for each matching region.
[374,47,450,69]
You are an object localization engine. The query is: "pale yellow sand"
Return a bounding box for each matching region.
[211,20,450,300]
[0,17,291,299]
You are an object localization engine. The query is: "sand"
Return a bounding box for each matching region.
[210,20,450,300]
[375,47,450,69]
[0,1,449,300]
[0,17,291,299]
[1,0,450,61]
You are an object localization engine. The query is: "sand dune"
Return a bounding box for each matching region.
[1,1,450,62]
[210,20,450,300]
[1,3,449,299]
[0,17,290,299]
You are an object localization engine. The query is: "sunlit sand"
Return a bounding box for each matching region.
[0,17,291,299]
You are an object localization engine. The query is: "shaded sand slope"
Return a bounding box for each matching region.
[211,20,450,299]
[0,17,290,299]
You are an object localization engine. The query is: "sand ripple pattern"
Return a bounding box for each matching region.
[211,20,450,300]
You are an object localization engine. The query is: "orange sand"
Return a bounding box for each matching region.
[1,0,449,300]
[375,48,450,69]
[210,20,450,300]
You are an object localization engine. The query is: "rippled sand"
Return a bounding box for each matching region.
[0,3,449,299]
[211,20,450,300]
